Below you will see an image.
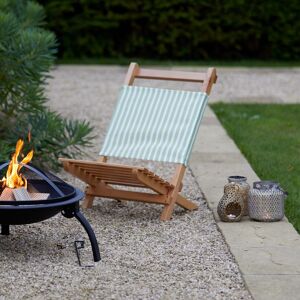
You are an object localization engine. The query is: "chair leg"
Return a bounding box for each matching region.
[82,194,95,208]
[160,204,175,221]
[160,192,177,221]
[82,186,95,208]
[82,195,95,208]
[176,195,198,210]
[160,165,186,221]
[160,194,198,220]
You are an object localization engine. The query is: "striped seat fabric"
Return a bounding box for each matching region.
[100,85,208,166]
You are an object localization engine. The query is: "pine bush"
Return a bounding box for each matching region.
[0,0,94,170]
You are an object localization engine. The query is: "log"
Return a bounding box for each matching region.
[0,188,14,201]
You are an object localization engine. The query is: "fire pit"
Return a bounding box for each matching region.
[0,140,100,263]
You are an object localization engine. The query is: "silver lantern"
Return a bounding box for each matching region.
[248,181,287,222]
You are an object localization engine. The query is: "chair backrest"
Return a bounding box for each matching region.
[100,63,217,166]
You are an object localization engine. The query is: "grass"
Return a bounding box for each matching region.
[210,103,300,232]
[56,57,300,67]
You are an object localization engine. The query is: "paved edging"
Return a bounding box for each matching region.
[190,106,300,300]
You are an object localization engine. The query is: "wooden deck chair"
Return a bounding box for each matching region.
[60,63,217,221]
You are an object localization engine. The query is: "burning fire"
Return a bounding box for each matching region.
[1,139,33,189]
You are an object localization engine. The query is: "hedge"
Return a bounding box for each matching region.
[38,0,300,60]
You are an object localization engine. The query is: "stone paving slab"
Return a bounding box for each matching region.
[190,106,300,300]
[232,245,300,275]
[218,221,300,248]
[244,275,300,300]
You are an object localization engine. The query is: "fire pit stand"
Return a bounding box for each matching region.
[62,203,100,262]
[0,162,100,263]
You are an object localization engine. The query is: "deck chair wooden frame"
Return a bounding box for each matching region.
[60,63,217,221]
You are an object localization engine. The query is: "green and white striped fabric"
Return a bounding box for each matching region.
[100,85,208,166]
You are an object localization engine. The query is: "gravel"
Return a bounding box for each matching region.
[0,66,252,299]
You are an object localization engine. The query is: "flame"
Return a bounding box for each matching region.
[1,139,33,189]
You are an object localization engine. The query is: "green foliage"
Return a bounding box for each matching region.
[0,0,94,170]
[38,0,300,60]
[211,103,300,232]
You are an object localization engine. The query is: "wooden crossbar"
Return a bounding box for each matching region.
[136,69,207,82]
[87,184,168,205]
[124,62,217,95]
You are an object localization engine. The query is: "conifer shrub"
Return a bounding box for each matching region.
[0,0,94,170]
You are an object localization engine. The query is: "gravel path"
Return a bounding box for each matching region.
[178,67,300,103]
[0,66,252,299]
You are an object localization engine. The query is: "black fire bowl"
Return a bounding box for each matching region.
[0,187,82,225]
[0,163,100,263]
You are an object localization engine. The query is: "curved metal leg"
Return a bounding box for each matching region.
[1,224,9,235]
[74,211,101,262]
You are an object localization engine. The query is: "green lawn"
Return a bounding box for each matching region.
[211,103,300,232]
